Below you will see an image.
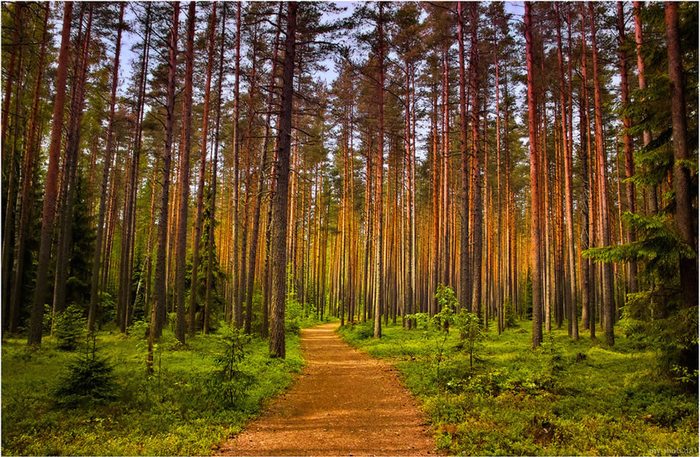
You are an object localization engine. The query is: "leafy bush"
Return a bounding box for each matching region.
[53,334,118,408]
[454,309,484,370]
[53,305,87,350]
[285,297,304,335]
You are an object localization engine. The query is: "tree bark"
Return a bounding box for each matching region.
[205,4,227,335]
[151,1,179,348]
[665,2,698,310]
[28,2,73,346]
[232,3,243,329]
[633,1,658,216]
[458,2,470,313]
[555,3,578,340]
[9,3,50,335]
[269,2,297,358]
[589,3,615,346]
[174,1,196,344]
[525,2,543,349]
[468,3,482,318]
[89,2,126,331]
[373,3,385,339]
[188,3,217,335]
[618,2,638,296]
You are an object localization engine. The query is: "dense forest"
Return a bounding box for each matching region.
[1,1,698,455]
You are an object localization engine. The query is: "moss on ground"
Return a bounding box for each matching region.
[338,319,699,456]
[1,321,319,456]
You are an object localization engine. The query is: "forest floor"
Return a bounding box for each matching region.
[338,319,699,456]
[216,322,435,456]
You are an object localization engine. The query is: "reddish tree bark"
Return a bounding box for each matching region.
[270,2,298,358]
[525,2,543,348]
[28,2,73,346]
[665,2,698,310]
[589,3,615,346]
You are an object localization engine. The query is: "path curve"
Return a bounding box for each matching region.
[216,322,435,456]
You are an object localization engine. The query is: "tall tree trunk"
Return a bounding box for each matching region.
[232,3,243,329]
[458,2,470,314]
[2,3,25,316]
[174,1,196,345]
[53,5,93,320]
[665,2,698,311]
[151,2,179,351]
[28,2,73,346]
[1,2,22,153]
[373,3,385,339]
[89,2,126,331]
[525,2,543,349]
[633,2,658,216]
[269,1,297,358]
[618,2,638,296]
[579,4,594,336]
[189,3,217,335]
[556,3,578,340]
[589,3,615,346]
[468,3,482,318]
[205,4,227,335]
[9,3,50,335]
[247,4,283,338]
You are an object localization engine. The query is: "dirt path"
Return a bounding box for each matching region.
[216,322,435,456]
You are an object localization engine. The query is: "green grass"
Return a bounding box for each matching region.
[338,319,699,456]
[1,319,325,456]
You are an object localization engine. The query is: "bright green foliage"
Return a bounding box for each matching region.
[584,212,698,381]
[453,309,483,371]
[338,320,699,456]
[53,305,87,350]
[407,285,483,379]
[209,324,253,408]
[52,334,118,408]
[284,263,321,335]
[2,328,306,455]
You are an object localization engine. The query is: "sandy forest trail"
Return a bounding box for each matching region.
[216,322,435,456]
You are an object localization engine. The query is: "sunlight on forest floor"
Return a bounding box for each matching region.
[339,319,699,456]
[1,325,308,456]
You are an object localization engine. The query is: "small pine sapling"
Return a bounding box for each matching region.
[53,332,118,408]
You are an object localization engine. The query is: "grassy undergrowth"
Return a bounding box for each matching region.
[2,320,319,456]
[338,319,699,456]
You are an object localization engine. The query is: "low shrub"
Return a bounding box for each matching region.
[53,334,118,408]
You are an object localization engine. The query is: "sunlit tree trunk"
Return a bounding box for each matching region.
[617,2,638,296]
[174,1,196,344]
[525,2,543,349]
[589,3,615,346]
[373,3,385,339]
[232,3,243,328]
[458,2,470,314]
[28,2,73,346]
[556,3,578,340]
[270,2,297,358]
